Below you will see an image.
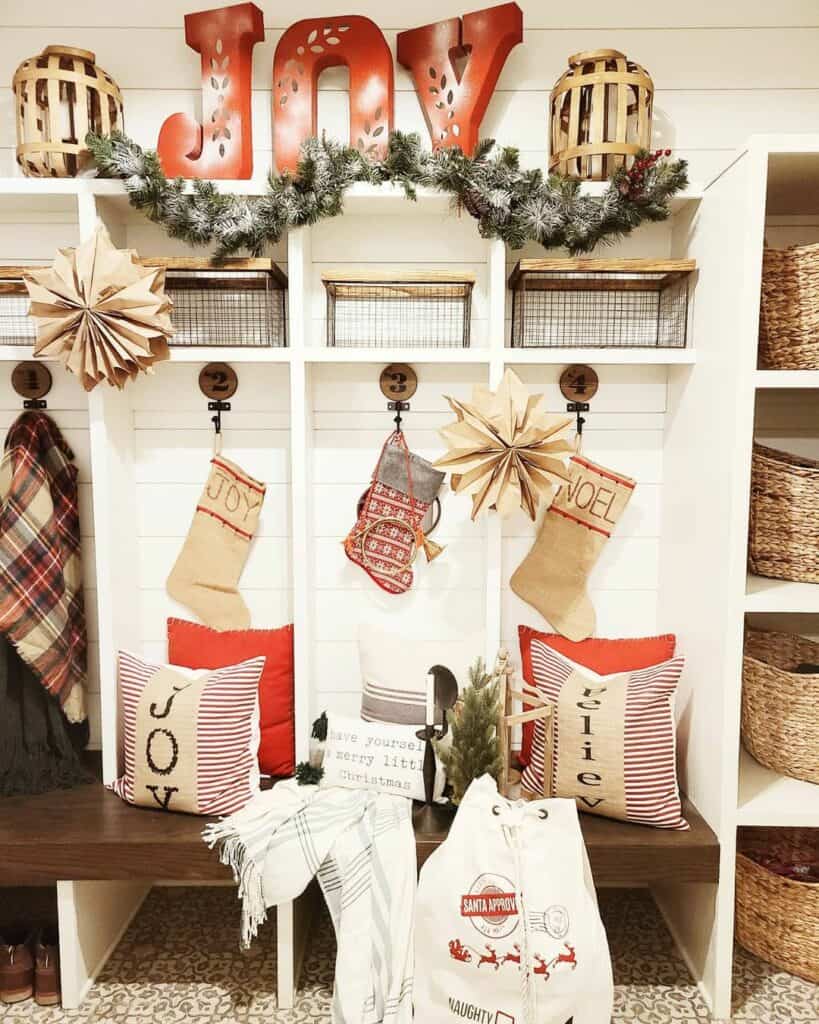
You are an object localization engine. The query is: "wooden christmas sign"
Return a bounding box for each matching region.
[273,16,394,174]
[157,3,264,179]
[397,3,522,155]
[154,2,522,177]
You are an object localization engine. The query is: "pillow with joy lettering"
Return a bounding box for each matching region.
[109,651,265,816]
[520,641,688,830]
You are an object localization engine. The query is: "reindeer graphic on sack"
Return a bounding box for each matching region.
[415,775,613,1024]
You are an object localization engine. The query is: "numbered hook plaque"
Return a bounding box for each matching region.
[199,362,238,452]
[379,363,417,432]
[12,361,52,410]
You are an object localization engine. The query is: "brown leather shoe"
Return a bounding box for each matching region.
[34,928,60,1007]
[0,929,34,1004]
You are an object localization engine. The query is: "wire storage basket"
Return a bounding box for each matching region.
[143,258,287,348]
[0,259,288,349]
[0,268,36,345]
[509,258,695,349]
[322,272,474,348]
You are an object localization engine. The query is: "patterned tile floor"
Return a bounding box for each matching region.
[0,887,816,1023]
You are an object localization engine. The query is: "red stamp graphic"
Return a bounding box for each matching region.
[461,874,519,939]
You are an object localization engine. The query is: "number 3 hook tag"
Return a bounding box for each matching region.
[379,363,417,432]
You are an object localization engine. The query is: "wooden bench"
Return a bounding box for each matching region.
[0,784,718,1006]
[0,784,719,885]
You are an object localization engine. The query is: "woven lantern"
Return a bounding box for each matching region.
[549,49,653,181]
[12,46,123,177]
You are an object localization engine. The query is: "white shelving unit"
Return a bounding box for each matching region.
[0,143,815,1021]
[737,749,819,827]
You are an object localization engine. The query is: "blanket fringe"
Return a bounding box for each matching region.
[202,820,267,949]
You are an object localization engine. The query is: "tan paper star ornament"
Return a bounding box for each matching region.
[435,369,574,520]
[24,224,173,391]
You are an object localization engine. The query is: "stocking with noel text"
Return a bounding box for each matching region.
[510,454,635,641]
[344,431,445,595]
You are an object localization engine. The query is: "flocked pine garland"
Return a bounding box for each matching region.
[86,130,688,259]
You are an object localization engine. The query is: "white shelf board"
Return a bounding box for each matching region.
[754,369,819,388]
[303,347,490,364]
[504,348,696,365]
[167,346,290,363]
[0,345,291,365]
[0,176,703,216]
[737,747,819,826]
[745,574,819,613]
[0,345,37,362]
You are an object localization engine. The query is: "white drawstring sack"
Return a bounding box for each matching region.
[414,775,613,1024]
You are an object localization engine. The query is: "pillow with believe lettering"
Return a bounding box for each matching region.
[517,625,677,766]
[109,651,265,816]
[520,641,688,830]
[320,714,445,801]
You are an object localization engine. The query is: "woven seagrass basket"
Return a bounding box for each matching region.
[748,443,819,584]
[759,244,819,369]
[742,628,819,784]
[736,829,819,983]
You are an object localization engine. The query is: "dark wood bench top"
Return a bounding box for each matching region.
[0,784,718,886]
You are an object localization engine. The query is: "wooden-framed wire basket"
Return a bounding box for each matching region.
[759,243,819,369]
[749,443,819,584]
[736,828,819,983]
[508,258,695,349]
[322,271,474,349]
[143,259,287,348]
[0,269,37,345]
[0,259,288,349]
[12,46,124,178]
[549,49,653,181]
[742,627,819,785]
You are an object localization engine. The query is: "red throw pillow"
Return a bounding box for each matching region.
[517,624,676,767]
[168,618,295,777]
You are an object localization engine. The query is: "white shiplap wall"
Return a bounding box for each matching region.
[1,5,817,735]
[131,362,292,665]
[1,2,819,184]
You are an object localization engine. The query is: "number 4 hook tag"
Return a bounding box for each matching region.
[559,364,598,453]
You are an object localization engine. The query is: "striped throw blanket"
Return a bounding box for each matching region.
[204,781,415,1024]
[0,412,86,722]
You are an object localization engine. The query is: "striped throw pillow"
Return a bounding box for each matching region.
[521,641,687,830]
[109,651,265,816]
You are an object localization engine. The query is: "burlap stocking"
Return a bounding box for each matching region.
[510,454,635,641]
[167,456,265,629]
[344,433,444,595]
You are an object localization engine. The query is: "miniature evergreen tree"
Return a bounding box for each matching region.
[437,657,503,805]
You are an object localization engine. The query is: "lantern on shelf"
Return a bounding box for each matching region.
[12,46,124,177]
[549,49,653,181]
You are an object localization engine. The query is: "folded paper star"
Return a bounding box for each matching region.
[24,225,173,391]
[435,369,574,520]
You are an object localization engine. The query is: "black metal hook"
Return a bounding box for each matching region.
[208,400,231,435]
[566,401,589,438]
[387,400,410,433]
[23,398,47,410]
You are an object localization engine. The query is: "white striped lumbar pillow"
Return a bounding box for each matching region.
[109,651,265,816]
[520,641,688,830]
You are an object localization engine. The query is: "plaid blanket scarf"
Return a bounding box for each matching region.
[204,782,415,1024]
[0,411,86,722]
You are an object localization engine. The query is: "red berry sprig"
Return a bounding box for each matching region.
[618,148,672,199]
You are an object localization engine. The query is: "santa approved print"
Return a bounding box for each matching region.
[415,775,613,1024]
